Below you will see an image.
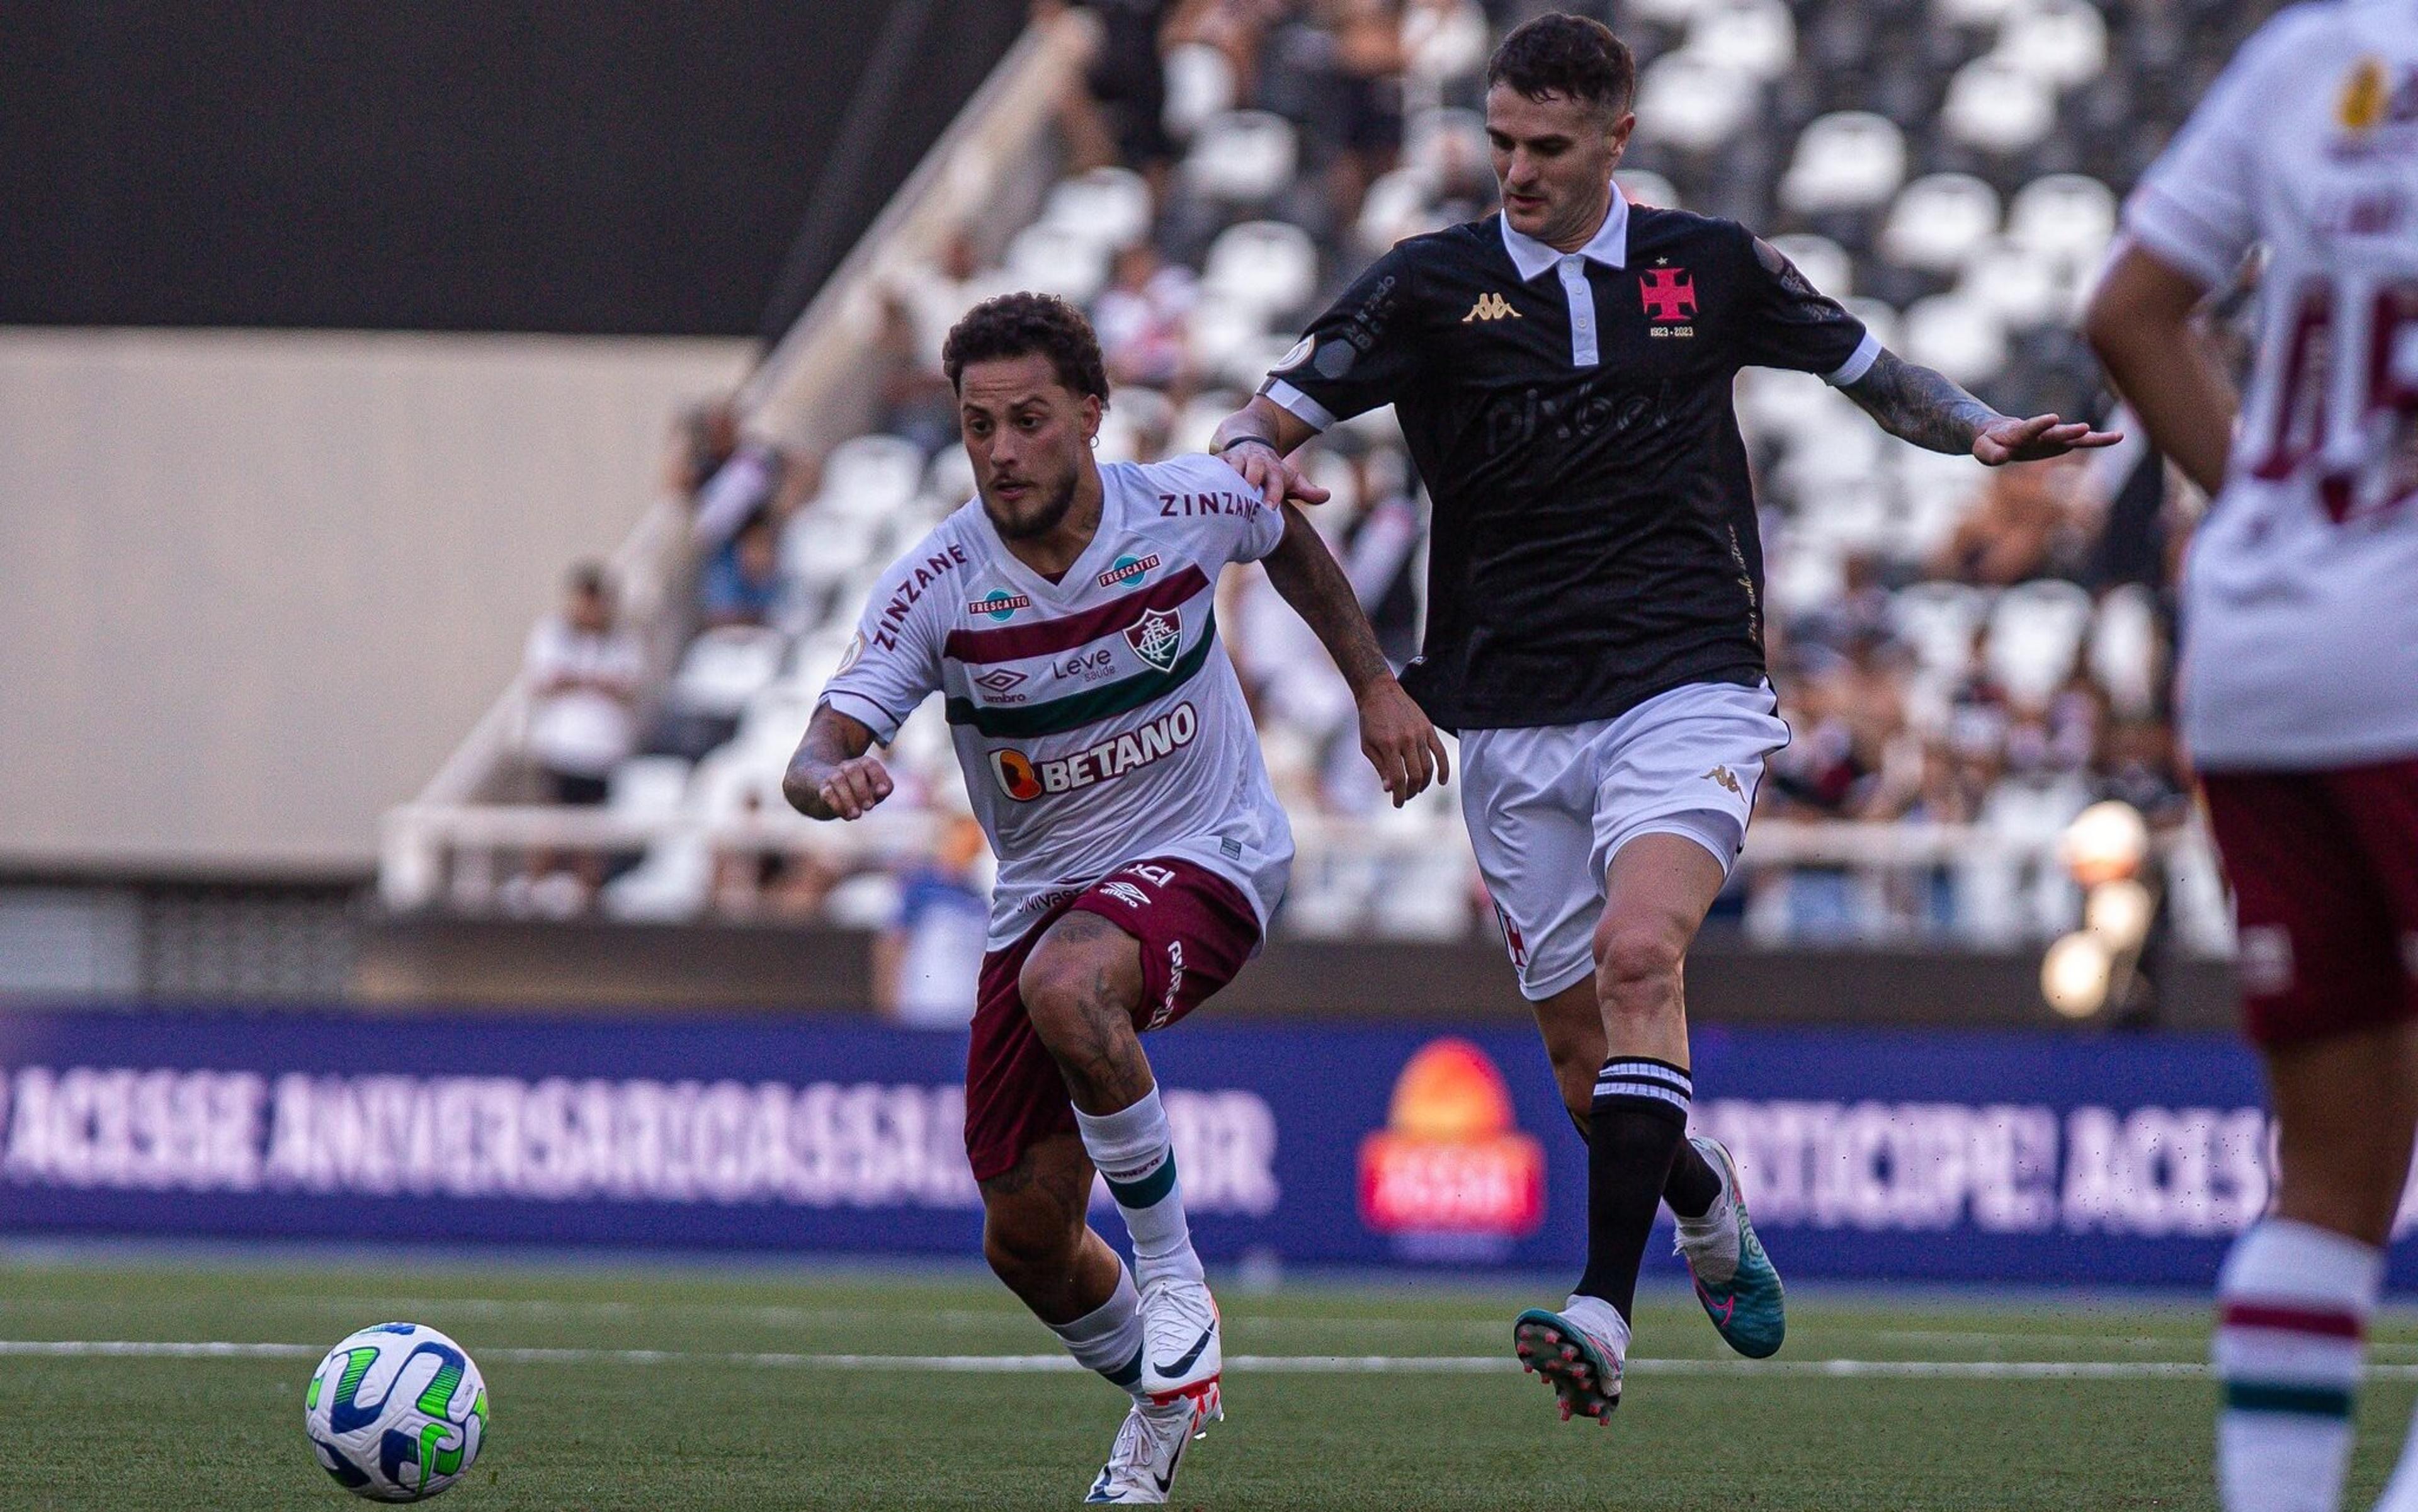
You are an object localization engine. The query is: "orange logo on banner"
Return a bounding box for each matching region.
[1358,1038,1545,1236]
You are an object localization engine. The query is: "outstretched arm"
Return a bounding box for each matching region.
[1843,348,2122,465]
[1258,503,1448,806]
[781,705,894,821]
[2083,242,2235,496]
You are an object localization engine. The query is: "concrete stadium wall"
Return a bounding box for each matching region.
[0,327,750,872]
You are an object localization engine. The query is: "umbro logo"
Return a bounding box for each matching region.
[1462,292,1520,322]
[1704,766,1742,796]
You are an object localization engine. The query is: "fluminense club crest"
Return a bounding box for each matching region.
[1125,607,1183,672]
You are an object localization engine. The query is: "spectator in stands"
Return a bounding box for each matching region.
[698,516,785,630]
[1052,0,1180,181]
[1093,243,1201,392]
[671,398,806,552]
[525,563,645,808]
[873,812,992,1027]
[1928,455,2093,586]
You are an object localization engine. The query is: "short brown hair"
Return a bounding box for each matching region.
[1486,13,1636,119]
[941,292,1111,403]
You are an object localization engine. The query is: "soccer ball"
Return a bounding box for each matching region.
[304,1322,489,1501]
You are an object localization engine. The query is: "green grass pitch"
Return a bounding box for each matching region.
[8,1251,2418,1509]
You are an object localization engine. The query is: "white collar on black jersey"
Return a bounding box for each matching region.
[1499,181,1630,281]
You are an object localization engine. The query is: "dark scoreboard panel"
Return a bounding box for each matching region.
[0,0,1021,336]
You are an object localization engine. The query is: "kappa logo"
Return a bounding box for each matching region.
[1097,554,1161,589]
[1704,765,1743,797]
[1126,607,1183,672]
[1640,267,1697,324]
[1462,292,1521,323]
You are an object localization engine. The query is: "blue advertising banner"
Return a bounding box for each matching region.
[0,1008,2368,1287]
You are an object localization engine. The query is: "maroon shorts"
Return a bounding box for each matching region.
[2201,759,2418,1047]
[963,857,1262,1183]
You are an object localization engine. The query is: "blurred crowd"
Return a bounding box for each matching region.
[499,0,2276,994]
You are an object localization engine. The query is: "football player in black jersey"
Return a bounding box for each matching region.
[1213,11,2117,1425]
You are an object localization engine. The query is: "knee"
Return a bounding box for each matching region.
[983,1195,1081,1290]
[1017,946,1092,1042]
[1593,918,1684,1016]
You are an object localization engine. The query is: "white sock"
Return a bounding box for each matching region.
[2213,1219,2378,1512]
[1047,1265,1145,1397]
[1074,1088,1203,1288]
[1561,1293,1632,1360]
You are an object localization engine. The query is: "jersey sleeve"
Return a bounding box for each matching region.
[1257,242,1424,431]
[1171,453,1289,564]
[1732,228,1878,386]
[2120,12,2280,290]
[817,553,946,744]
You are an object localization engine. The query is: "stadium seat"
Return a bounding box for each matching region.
[607,756,693,817]
[1636,52,1759,152]
[2007,173,2118,267]
[1004,221,1112,305]
[1769,232,1854,300]
[1683,0,1798,81]
[1403,2,1490,90]
[1956,238,2063,328]
[1994,0,2109,89]
[2088,583,2162,719]
[1892,579,1990,679]
[1880,173,2002,273]
[669,626,788,719]
[780,509,880,600]
[1038,168,1154,255]
[1161,43,1237,142]
[923,445,975,507]
[1403,108,1486,180]
[1941,55,2057,154]
[1182,111,1299,205]
[1356,168,1440,253]
[1985,579,2094,706]
[1901,293,2009,386]
[1202,220,1320,323]
[1844,295,1901,352]
[1615,169,1681,210]
[820,434,925,521]
[1778,112,1907,214]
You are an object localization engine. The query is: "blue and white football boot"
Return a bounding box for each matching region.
[1674,1134,1786,1358]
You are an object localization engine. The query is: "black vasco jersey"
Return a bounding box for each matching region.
[1261,190,1876,731]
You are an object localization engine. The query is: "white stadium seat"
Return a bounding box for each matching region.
[1403,108,1486,179]
[1356,166,1440,254]
[1684,0,1798,81]
[1615,169,1681,211]
[2089,583,2163,719]
[819,434,924,521]
[670,626,788,719]
[607,756,693,818]
[1004,221,1111,305]
[1404,4,1490,90]
[1161,43,1237,142]
[1986,578,2094,706]
[1636,52,1759,152]
[1902,293,2010,387]
[1038,167,1154,254]
[1942,55,2056,154]
[1893,580,1991,679]
[1844,296,1900,353]
[1182,111,1298,204]
[1202,220,1320,321]
[1933,0,2025,26]
[1993,0,2109,89]
[1768,232,1854,301]
[2008,174,2119,268]
[1779,112,1907,214]
[1957,238,2065,328]
[923,446,975,508]
[1881,173,2002,273]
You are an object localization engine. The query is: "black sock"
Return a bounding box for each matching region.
[1575,1058,1693,1321]
[1664,1136,1720,1220]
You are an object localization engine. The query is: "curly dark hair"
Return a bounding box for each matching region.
[1485,13,1635,119]
[941,292,1111,403]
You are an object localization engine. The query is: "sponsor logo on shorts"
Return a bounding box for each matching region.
[1126,607,1183,672]
[1099,880,1151,910]
[1705,765,1743,797]
[1019,885,1081,918]
[2240,925,2296,997]
[1097,554,1161,590]
[1123,864,1176,888]
[987,703,1200,802]
[1149,939,1186,1030]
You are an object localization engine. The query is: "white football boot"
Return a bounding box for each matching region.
[1137,1273,1223,1418]
[1083,1395,1205,1504]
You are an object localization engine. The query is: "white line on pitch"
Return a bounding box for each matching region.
[0,1339,2371,1380]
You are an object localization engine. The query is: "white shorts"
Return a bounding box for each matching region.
[1459,679,1790,1001]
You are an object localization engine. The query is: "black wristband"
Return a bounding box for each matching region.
[1213,434,1280,460]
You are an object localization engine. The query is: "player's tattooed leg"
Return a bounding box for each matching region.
[979,1134,1123,1324]
[1021,911,1154,1115]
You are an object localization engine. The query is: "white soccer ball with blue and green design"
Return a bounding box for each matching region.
[304,1322,489,1501]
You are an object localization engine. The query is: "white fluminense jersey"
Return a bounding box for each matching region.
[2125,0,2418,769]
[819,453,1295,948]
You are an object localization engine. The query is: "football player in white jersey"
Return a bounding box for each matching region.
[783,293,1444,1504]
[2087,6,2418,1509]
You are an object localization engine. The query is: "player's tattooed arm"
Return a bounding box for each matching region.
[1211,395,1331,510]
[781,705,894,821]
[1260,504,1450,805]
[1844,348,2122,465]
